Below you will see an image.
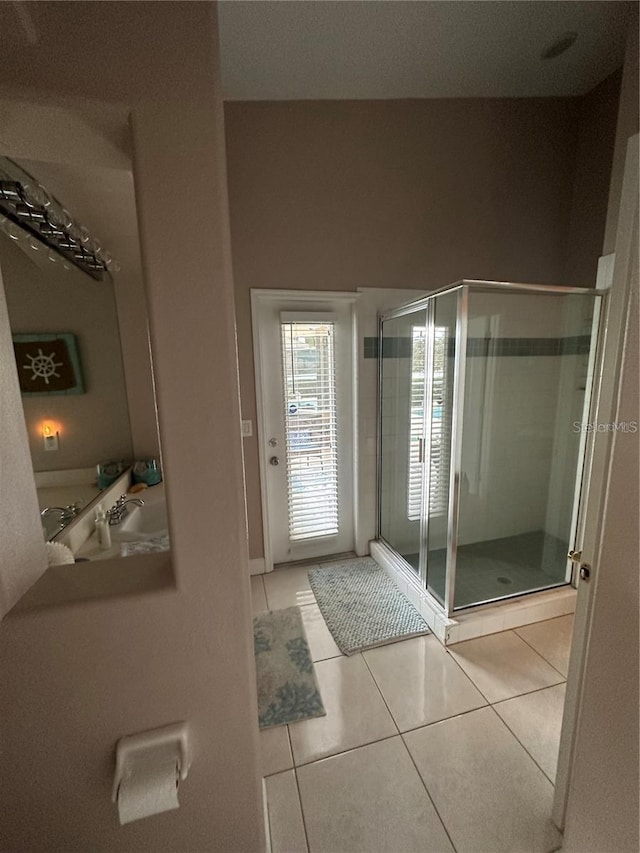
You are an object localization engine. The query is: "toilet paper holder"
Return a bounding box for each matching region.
[112,721,191,804]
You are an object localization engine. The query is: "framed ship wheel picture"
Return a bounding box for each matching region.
[12,333,85,396]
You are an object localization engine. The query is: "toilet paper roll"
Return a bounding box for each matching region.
[117,752,180,825]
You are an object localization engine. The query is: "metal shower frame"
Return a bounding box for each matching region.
[377,279,607,617]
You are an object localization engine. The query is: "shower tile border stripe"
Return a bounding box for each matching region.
[365,335,591,359]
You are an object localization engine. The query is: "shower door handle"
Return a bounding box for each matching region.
[568,550,591,582]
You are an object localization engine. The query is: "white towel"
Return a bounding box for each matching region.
[46,541,76,566]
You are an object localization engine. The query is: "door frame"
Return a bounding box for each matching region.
[251,289,358,572]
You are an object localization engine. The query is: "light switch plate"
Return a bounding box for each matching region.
[241,420,253,438]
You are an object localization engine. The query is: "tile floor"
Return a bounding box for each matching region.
[251,562,574,853]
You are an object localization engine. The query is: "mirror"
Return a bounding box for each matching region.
[0,113,170,562]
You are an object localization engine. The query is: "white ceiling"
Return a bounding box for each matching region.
[219,1,632,100]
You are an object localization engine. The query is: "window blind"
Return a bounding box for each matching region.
[407,326,426,521]
[281,321,339,541]
[407,326,450,520]
[428,327,451,516]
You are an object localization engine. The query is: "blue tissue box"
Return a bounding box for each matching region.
[132,458,162,486]
[97,460,127,490]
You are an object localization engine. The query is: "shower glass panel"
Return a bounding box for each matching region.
[378,280,603,616]
[379,309,427,572]
[454,289,598,608]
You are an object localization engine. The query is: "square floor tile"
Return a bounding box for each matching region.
[449,631,564,703]
[288,654,396,766]
[263,567,317,610]
[297,737,454,853]
[404,707,561,853]
[265,770,308,853]
[516,615,574,677]
[251,575,268,615]
[300,603,342,662]
[494,683,566,783]
[363,635,487,732]
[260,725,293,777]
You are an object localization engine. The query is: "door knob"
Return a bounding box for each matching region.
[579,564,591,582]
[269,456,280,466]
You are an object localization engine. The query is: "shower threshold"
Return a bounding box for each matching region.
[370,539,576,646]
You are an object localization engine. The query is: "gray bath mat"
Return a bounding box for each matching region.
[253,606,326,729]
[309,558,429,655]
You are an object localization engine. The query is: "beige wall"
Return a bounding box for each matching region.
[0,3,263,850]
[0,102,161,464]
[114,235,162,461]
[1,235,133,472]
[562,70,621,287]
[225,96,606,559]
[0,267,47,617]
[603,6,640,254]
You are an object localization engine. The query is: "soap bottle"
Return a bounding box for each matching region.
[95,506,111,550]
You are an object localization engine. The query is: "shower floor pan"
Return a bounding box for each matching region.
[404,530,569,610]
[370,537,576,646]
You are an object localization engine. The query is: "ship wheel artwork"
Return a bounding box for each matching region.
[12,333,84,396]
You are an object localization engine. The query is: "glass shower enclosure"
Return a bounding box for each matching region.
[378,280,604,616]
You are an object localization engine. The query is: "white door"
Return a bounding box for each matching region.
[252,292,356,567]
[553,135,639,832]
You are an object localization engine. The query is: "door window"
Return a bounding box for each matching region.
[281,320,339,541]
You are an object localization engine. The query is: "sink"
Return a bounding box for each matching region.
[107,493,169,544]
[42,515,64,541]
[74,483,169,560]
[117,502,168,535]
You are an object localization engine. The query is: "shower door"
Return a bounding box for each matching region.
[378,308,427,574]
[452,287,602,610]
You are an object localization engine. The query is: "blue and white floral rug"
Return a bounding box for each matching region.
[253,606,326,729]
[309,558,429,655]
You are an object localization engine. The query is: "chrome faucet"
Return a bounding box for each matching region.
[107,494,145,525]
[41,503,81,523]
